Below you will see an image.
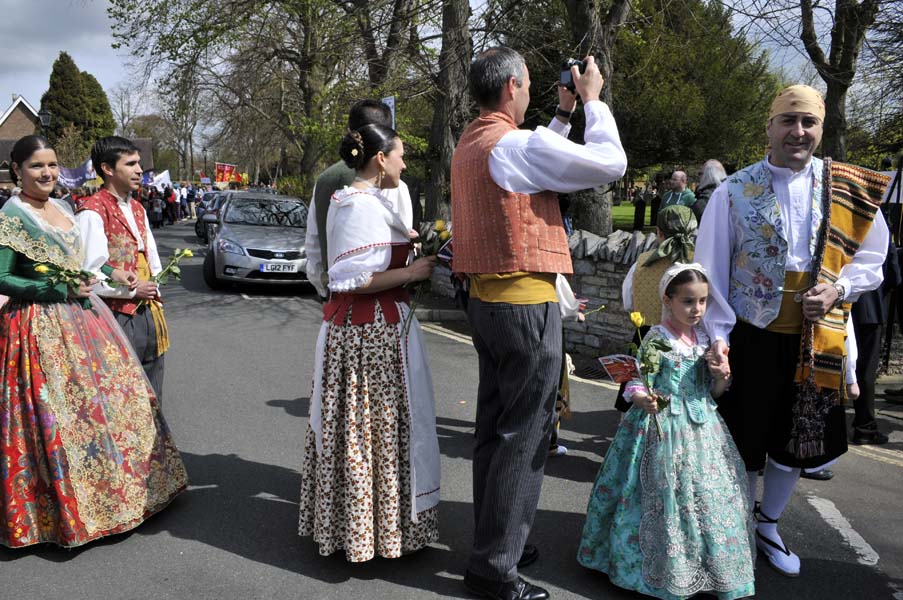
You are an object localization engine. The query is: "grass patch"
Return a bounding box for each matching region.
[611,202,651,231]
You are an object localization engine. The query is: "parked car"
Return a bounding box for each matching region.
[203,194,309,289]
[196,190,246,241]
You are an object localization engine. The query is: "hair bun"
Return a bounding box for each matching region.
[339,130,366,169]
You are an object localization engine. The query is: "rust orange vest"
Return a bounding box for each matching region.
[450,112,572,275]
[78,188,150,316]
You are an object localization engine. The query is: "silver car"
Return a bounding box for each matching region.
[203,194,309,288]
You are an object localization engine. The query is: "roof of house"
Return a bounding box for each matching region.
[0,95,39,128]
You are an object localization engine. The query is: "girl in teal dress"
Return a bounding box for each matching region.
[578,263,755,599]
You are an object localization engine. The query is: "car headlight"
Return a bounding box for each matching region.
[217,238,246,256]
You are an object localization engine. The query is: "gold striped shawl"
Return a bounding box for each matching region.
[798,162,890,390]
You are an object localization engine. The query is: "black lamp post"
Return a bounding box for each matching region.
[37,108,52,132]
[202,147,208,180]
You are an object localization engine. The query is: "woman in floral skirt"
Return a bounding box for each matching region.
[298,123,440,561]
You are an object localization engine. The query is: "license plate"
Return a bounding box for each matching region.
[260,263,298,273]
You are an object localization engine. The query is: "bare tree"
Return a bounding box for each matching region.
[425,0,472,219]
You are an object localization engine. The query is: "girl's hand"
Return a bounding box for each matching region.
[633,391,659,415]
[705,350,731,380]
[111,268,139,289]
[406,256,437,283]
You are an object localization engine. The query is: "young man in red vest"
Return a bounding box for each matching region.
[78,136,169,401]
[451,46,627,600]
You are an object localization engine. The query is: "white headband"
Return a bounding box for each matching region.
[658,262,708,300]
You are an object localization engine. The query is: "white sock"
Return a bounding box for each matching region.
[747,471,758,508]
[758,461,801,548]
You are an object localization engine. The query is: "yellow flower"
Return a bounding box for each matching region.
[34,264,50,274]
[434,219,446,232]
[630,311,645,329]
[183,249,194,258]
[439,230,450,241]
[759,224,775,239]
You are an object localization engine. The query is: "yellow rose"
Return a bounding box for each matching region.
[630,311,645,328]
[439,230,450,241]
[34,264,50,274]
[183,249,194,258]
[434,220,446,232]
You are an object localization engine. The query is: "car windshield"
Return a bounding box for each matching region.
[223,198,307,227]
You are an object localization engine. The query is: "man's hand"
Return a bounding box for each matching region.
[557,84,577,114]
[803,283,839,321]
[134,280,159,300]
[110,268,139,290]
[573,56,603,103]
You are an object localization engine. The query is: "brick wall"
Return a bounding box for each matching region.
[0,104,38,140]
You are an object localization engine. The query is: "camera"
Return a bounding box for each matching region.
[560,58,586,93]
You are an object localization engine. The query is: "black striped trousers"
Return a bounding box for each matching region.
[466,298,562,582]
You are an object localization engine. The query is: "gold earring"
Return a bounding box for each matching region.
[378,168,385,187]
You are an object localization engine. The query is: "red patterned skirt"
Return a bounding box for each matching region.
[0,297,188,548]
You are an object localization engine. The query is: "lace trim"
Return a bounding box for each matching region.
[0,214,82,271]
[329,271,374,293]
[638,411,756,596]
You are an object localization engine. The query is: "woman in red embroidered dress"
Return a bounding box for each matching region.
[298,124,441,561]
[0,136,188,548]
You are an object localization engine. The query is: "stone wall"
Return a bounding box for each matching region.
[428,228,659,357]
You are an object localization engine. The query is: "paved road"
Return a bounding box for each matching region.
[2,221,902,599]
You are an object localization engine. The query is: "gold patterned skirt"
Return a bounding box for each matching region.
[0,297,188,548]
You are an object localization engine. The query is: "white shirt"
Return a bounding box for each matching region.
[77,191,163,298]
[180,187,188,200]
[696,156,890,342]
[488,100,627,195]
[305,180,413,298]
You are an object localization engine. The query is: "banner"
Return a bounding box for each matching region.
[142,170,156,186]
[215,162,238,183]
[382,95,396,129]
[58,159,96,189]
[151,170,172,192]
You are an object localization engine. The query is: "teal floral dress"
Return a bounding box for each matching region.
[578,325,755,599]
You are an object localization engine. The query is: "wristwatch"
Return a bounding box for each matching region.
[555,105,573,120]
[832,282,846,306]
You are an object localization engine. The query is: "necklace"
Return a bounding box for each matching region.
[663,318,696,346]
[353,176,377,187]
[20,190,50,204]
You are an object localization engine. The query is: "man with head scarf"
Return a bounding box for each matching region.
[695,85,890,578]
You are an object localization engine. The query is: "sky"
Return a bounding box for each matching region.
[0,0,130,114]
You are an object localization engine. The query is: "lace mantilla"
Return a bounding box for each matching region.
[0,213,83,271]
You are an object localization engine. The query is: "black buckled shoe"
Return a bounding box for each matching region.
[852,426,889,445]
[800,468,834,480]
[518,544,539,568]
[464,571,550,600]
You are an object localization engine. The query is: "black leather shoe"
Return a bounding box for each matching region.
[853,427,889,445]
[518,544,539,568]
[800,468,834,481]
[464,571,550,600]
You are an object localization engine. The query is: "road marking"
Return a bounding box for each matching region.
[807,494,879,566]
[420,323,619,390]
[848,446,903,468]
